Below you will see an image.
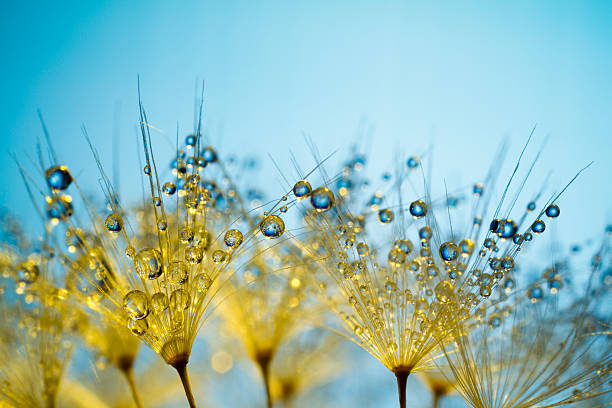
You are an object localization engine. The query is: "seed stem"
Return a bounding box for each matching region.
[256,352,273,408]
[120,366,143,408]
[173,361,197,408]
[393,368,411,408]
[433,392,440,408]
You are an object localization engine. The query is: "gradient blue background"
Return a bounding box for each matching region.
[1,2,611,406]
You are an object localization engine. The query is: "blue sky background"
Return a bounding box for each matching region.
[1,1,611,405]
[2,1,611,243]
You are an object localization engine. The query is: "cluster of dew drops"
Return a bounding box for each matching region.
[32,139,570,338]
[98,135,339,336]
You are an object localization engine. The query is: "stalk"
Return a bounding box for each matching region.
[172,360,197,408]
[393,368,411,408]
[433,392,440,408]
[120,366,143,408]
[256,351,273,408]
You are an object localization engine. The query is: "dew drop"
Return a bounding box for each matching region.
[134,248,163,280]
[459,239,474,256]
[409,200,427,218]
[260,215,285,238]
[168,261,188,285]
[356,242,369,256]
[17,261,39,285]
[170,289,191,312]
[480,285,492,298]
[212,250,227,264]
[224,229,244,249]
[292,180,312,198]
[180,227,194,244]
[201,146,218,163]
[388,248,406,266]
[185,246,204,265]
[419,226,432,240]
[310,187,335,212]
[439,242,459,262]
[151,292,168,313]
[45,165,73,191]
[128,318,148,336]
[531,219,546,234]
[162,182,177,196]
[434,281,454,303]
[406,156,420,169]
[378,208,394,224]
[105,214,123,233]
[46,195,73,221]
[123,290,149,320]
[194,273,212,292]
[545,204,560,218]
[527,286,543,302]
[185,134,197,146]
[488,314,502,328]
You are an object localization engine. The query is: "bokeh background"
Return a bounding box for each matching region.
[1,1,611,407]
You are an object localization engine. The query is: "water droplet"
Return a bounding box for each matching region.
[128,318,148,336]
[45,165,72,191]
[531,219,546,234]
[185,246,204,264]
[224,229,244,249]
[260,215,285,238]
[170,289,191,311]
[473,183,484,196]
[427,264,439,277]
[545,204,560,218]
[503,278,515,293]
[157,220,167,231]
[527,286,543,302]
[105,214,123,232]
[527,201,536,211]
[434,281,454,303]
[17,261,39,285]
[388,248,406,266]
[162,182,177,195]
[415,298,428,315]
[168,261,188,284]
[144,165,151,175]
[378,208,394,224]
[310,187,334,212]
[134,248,163,280]
[488,314,502,328]
[125,246,135,258]
[395,239,413,255]
[418,226,432,240]
[459,239,474,256]
[409,200,427,218]
[123,290,149,320]
[357,242,369,256]
[151,292,168,313]
[406,156,420,169]
[195,273,212,291]
[480,285,491,297]
[188,174,200,186]
[524,232,533,241]
[46,195,73,220]
[180,227,194,244]
[439,242,459,262]
[212,250,227,264]
[201,146,218,163]
[185,134,197,146]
